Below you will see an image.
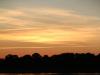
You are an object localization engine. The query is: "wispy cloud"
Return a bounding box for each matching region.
[0,7,100,30]
[0,7,100,48]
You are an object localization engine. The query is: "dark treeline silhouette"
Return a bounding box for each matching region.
[0,53,100,73]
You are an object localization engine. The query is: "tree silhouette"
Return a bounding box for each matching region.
[0,52,100,73]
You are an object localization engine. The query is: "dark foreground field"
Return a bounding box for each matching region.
[0,53,100,73]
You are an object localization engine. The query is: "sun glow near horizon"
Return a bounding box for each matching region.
[0,28,94,44]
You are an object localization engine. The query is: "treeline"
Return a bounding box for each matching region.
[0,53,100,73]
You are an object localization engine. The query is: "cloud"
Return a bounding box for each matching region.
[0,40,55,48]
[0,27,96,45]
[0,39,97,49]
[0,7,100,30]
[0,7,100,48]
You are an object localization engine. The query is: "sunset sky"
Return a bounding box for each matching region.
[0,0,100,58]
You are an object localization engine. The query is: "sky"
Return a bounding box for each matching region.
[0,0,100,58]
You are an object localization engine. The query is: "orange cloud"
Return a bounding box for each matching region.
[0,7,100,53]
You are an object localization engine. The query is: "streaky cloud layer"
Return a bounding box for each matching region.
[0,0,100,57]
